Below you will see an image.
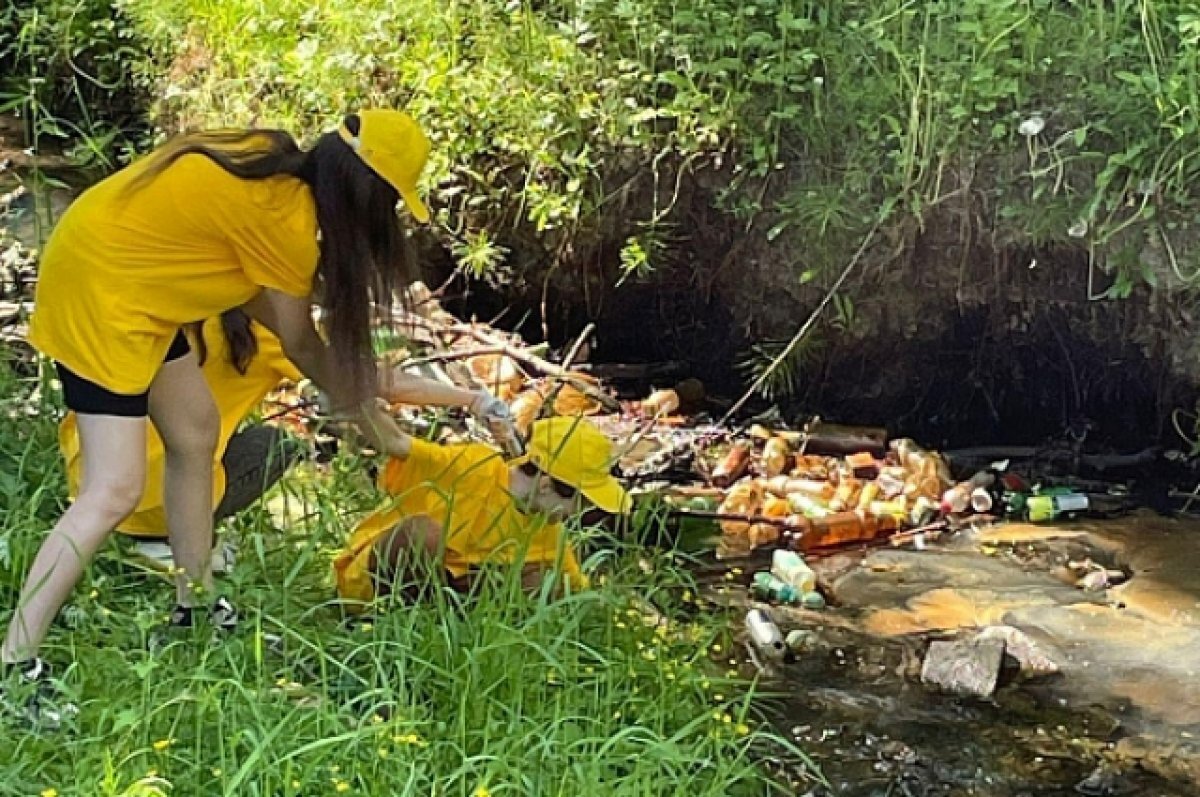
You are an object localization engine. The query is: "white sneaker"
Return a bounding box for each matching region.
[129,540,235,575]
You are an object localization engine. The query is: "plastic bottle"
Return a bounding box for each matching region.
[712,443,752,488]
[761,437,792,478]
[761,494,791,519]
[752,572,803,605]
[829,478,862,512]
[791,510,899,551]
[856,481,881,510]
[745,609,787,660]
[717,481,762,535]
[787,493,831,518]
[772,549,817,592]
[970,486,994,513]
[1026,492,1090,522]
[801,591,827,610]
[766,477,834,499]
[891,438,952,488]
[641,388,680,417]
[867,500,908,522]
[940,470,999,514]
[876,470,906,499]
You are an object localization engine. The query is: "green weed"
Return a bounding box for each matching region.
[0,364,809,795]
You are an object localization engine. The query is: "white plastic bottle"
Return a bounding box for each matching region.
[771,549,817,593]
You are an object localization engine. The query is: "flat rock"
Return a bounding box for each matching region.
[920,637,1005,699]
[975,625,1060,676]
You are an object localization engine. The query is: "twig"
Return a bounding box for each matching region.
[399,346,511,369]
[668,509,809,531]
[719,217,883,426]
[536,322,598,419]
[405,317,619,411]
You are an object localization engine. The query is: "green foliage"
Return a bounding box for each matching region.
[8,0,1200,292]
[0,370,807,795]
[0,0,146,167]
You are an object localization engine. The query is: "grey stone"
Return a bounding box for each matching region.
[921,638,1005,699]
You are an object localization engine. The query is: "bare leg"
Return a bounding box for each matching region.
[2,415,146,662]
[149,352,219,608]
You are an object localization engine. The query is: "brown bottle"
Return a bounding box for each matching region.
[789,510,899,552]
[712,442,752,487]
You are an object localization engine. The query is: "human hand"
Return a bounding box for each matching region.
[469,390,525,458]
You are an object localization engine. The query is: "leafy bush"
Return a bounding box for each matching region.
[105,0,1200,287]
[0,0,147,166]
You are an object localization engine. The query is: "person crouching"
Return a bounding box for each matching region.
[334,416,631,607]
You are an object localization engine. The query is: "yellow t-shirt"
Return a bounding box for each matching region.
[60,317,302,536]
[334,440,587,606]
[29,148,318,394]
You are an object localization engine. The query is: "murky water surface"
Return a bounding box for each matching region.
[703,512,1200,795]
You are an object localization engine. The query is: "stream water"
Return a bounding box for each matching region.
[701,513,1200,795]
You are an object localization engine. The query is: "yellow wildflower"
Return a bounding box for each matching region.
[152,739,173,752]
[473,788,491,797]
[735,723,750,736]
[41,789,58,797]
[335,781,350,792]
[392,733,427,747]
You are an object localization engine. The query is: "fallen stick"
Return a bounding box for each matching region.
[719,217,883,426]
[399,346,513,369]
[406,317,620,411]
[668,508,806,531]
[535,321,597,415]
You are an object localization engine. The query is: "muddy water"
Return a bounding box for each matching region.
[704,511,1200,795]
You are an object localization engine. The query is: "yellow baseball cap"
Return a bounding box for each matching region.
[338,109,431,223]
[525,417,632,514]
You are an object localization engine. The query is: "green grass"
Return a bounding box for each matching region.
[0,363,808,796]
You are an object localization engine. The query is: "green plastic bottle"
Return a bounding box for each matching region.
[752,572,803,605]
[1026,492,1089,522]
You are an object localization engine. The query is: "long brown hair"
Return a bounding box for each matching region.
[134,115,416,397]
[193,309,259,374]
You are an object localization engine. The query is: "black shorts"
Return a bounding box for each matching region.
[56,331,191,417]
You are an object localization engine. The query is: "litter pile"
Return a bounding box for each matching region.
[262,281,1136,570]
